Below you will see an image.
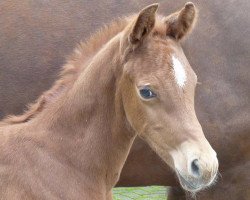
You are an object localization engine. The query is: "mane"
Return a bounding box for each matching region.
[1,14,166,126]
[1,17,129,125]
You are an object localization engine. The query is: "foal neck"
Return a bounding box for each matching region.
[32,33,136,191]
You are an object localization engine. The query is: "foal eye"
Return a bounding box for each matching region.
[139,87,157,99]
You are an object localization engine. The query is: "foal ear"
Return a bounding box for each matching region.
[129,4,158,45]
[165,2,197,40]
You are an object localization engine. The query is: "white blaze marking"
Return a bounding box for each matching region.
[172,55,187,87]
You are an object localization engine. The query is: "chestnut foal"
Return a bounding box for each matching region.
[0,3,218,199]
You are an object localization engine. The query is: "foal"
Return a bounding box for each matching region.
[0,3,218,199]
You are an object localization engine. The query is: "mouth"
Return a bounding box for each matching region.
[176,171,202,192]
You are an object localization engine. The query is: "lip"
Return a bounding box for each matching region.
[176,171,202,192]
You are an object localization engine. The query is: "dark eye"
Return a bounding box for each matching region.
[139,87,157,99]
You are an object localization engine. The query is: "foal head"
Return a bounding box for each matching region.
[119,3,218,192]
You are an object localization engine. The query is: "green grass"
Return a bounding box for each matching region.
[113,186,167,200]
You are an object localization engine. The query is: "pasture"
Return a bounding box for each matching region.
[113,186,167,200]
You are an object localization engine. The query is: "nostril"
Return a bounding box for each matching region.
[191,159,200,176]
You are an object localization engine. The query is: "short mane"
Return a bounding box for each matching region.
[1,17,129,125]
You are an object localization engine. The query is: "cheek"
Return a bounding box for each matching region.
[122,89,148,134]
